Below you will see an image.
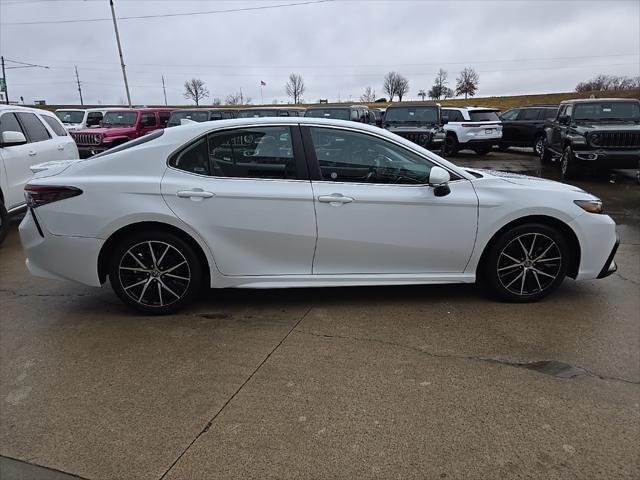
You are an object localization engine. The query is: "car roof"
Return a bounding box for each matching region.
[241,106,306,111]
[105,107,174,113]
[386,103,439,109]
[306,105,368,110]
[0,104,55,114]
[560,98,639,104]
[441,106,499,111]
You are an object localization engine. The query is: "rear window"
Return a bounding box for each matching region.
[16,112,51,142]
[304,108,351,120]
[469,111,500,122]
[42,115,68,136]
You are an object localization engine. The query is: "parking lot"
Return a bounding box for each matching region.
[1,150,638,480]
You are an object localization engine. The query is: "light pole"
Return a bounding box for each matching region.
[109,0,132,107]
[1,56,50,105]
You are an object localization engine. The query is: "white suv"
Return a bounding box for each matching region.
[54,108,107,131]
[1,105,79,244]
[441,107,502,156]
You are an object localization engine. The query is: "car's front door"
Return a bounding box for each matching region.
[499,109,520,145]
[138,113,158,137]
[303,126,479,274]
[161,124,317,276]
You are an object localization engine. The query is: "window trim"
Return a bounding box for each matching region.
[166,123,310,182]
[299,124,464,186]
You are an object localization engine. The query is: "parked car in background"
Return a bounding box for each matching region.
[19,118,618,314]
[499,105,558,156]
[237,107,305,118]
[54,108,108,132]
[70,108,174,157]
[383,103,445,153]
[304,105,376,124]
[1,105,78,244]
[541,98,640,179]
[370,108,385,127]
[167,109,238,127]
[441,107,502,156]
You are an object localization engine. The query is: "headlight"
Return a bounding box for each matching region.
[588,132,601,146]
[574,199,604,214]
[93,133,102,144]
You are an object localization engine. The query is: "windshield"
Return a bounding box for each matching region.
[385,106,439,123]
[102,111,138,126]
[469,111,500,122]
[55,110,85,124]
[304,108,351,120]
[573,102,640,121]
[167,111,210,127]
[238,109,286,118]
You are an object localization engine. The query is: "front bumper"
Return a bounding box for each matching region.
[574,149,640,169]
[18,210,104,286]
[597,233,619,279]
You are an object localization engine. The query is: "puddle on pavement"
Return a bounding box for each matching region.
[197,313,231,320]
[520,360,588,378]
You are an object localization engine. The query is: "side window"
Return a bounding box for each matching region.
[443,110,463,122]
[158,112,171,127]
[0,112,26,137]
[539,108,557,120]
[518,108,540,121]
[565,105,573,118]
[557,105,567,119]
[42,115,68,136]
[278,111,290,117]
[171,137,209,175]
[500,109,520,121]
[16,112,51,143]
[86,112,103,127]
[309,127,436,185]
[140,113,156,127]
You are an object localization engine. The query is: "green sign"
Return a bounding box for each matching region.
[0,78,5,92]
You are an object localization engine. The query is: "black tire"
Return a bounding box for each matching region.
[108,230,203,315]
[444,134,459,156]
[533,135,545,158]
[540,138,553,164]
[560,145,580,180]
[473,147,491,156]
[482,223,569,302]
[0,201,8,246]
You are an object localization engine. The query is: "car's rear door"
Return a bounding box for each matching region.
[514,108,542,145]
[499,109,520,145]
[161,124,317,276]
[303,125,478,275]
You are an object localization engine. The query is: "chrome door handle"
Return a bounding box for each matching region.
[176,189,215,199]
[318,194,354,204]
[28,151,37,156]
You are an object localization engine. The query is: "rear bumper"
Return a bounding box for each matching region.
[18,210,103,286]
[574,149,640,169]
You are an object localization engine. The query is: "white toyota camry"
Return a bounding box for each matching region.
[19,118,618,314]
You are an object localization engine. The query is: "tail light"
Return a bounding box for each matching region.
[24,184,83,208]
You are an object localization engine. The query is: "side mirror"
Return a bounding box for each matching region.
[441,116,449,124]
[0,131,27,147]
[558,115,570,125]
[429,166,451,197]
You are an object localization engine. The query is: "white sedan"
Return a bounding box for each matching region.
[19,118,618,314]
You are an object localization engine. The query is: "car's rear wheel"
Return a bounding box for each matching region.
[561,146,580,180]
[482,224,569,302]
[0,201,8,246]
[444,134,459,156]
[108,231,203,314]
[533,135,545,157]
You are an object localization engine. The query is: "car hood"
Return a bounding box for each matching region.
[573,123,640,132]
[467,168,587,193]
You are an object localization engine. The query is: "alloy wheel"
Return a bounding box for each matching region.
[118,240,191,307]
[497,233,562,296]
[534,138,544,156]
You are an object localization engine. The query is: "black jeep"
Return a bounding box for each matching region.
[541,98,640,180]
[383,104,445,153]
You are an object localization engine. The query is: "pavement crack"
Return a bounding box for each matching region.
[0,288,89,298]
[158,307,314,480]
[295,330,640,386]
[614,273,640,286]
[0,455,90,480]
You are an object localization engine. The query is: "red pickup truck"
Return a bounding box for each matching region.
[70,108,174,157]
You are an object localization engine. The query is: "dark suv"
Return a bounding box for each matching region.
[167,108,237,127]
[304,105,376,124]
[237,107,306,118]
[499,105,558,155]
[383,104,445,152]
[541,98,640,179]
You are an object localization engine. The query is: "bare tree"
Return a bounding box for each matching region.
[212,97,221,106]
[455,67,479,99]
[225,92,251,105]
[428,68,449,100]
[383,72,409,102]
[360,86,376,102]
[417,89,427,101]
[183,78,209,106]
[576,74,640,92]
[285,73,306,103]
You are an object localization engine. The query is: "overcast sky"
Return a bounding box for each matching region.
[1,0,639,106]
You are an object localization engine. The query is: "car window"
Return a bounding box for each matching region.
[42,115,68,136]
[309,127,436,185]
[538,108,557,120]
[468,111,500,122]
[442,109,464,122]
[500,109,519,121]
[0,112,26,137]
[140,113,156,127]
[171,126,297,180]
[86,112,103,127]
[518,108,540,121]
[158,112,171,127]
[16,112,51,143]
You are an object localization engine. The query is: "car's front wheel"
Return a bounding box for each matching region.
[444,134,459,156]
[482,224,569,302]
[108,231,203,314]
[0,201,8,246]
[540,138,553,164]
[533,135,545,158]
[561,145,580,180]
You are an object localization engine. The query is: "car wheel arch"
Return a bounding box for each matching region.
[476,215,581,280]
[97,221,211,287]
